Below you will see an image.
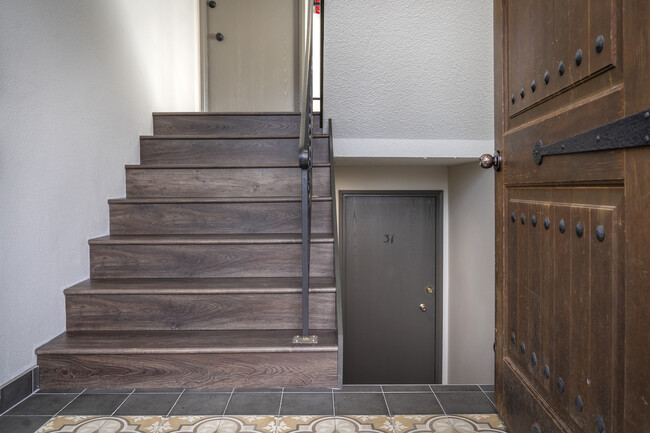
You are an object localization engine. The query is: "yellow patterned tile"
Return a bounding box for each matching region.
[391,415,452,433]
[96,416,166,433]
[163,416,224,432]
[216,416,278,433]
[334,416,395,433]
[278,416,336,433]
[36,416,109,433]
[447,415,508,432]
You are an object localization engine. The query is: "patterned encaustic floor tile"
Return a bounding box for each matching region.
[33,414,508,433]
[392,415,508,433]
[36,415,166,433]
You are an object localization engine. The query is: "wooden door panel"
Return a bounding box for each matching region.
[504,87,624,185]
[504,188,623,432]
[507,0,619,119]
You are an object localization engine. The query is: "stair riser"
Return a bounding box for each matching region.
[90,243,333,279]
[126,167,330,198]
[153,113,322,137]
[66,293,335,331]
[38,352,338,389]
[110,201,333,235]
[140,137,329,165]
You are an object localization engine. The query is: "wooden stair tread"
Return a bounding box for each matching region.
[153,111,303,116]
[109,196,332,204]
[89,233,334,245]
[36,330,338,355]
[125,163,331,169]
[64,277,336,295]
[140,133,329,140]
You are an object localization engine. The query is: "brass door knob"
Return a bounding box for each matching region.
[479,151,502,171]
[419,303,427,312]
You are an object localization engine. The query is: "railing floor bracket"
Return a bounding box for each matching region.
[293,335,319,344]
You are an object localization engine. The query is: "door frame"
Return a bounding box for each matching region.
[339,190,444,383]
[197,0,302,112]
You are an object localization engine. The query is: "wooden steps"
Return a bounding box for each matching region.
[140,135,330,165]
[152,112,322,137]
[109,196,333,235]
[37,112,338,389]
[65,278,336,331]
[89,234,334,279]
[37,330,338,389]
[125,165,331,198]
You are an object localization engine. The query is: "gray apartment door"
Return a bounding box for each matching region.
[205,0,298,112]
[342,193,441,384]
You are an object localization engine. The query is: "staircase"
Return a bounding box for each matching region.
[35,112,340,389]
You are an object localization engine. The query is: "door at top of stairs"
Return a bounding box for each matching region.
[204,0,299,112]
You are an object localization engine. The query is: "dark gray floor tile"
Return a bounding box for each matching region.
[382,385,432,393]
[170,393,231,415]
[133,388,184,393]
[436,391,496,414]
[233,388,283,393]
[225,392,281,415]
[334,393,389,415]
[58,393,129,415]
[115,393,180,415]
[283,387,334,393]
[6,393,77,415]
[280,393,334,415]
[185,388,233,393]
[430,385,480,392]
[485,391,495,403]
[479,385,495,392]
[384,393,444,415]
[335,385,382,393]
[36,389,84,394]
[84,388,134,394]
[0,416,52,433]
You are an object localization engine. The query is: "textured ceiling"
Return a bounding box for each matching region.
[323,0,493,140]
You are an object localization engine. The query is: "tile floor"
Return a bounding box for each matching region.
[0,385,507,433]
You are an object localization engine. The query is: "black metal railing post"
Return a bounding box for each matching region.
[294,0,317,344]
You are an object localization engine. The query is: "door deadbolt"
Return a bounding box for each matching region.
[426,286,433,294]
[419,303,427,312]
[216,33,224,41]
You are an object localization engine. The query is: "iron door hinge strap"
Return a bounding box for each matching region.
[533,109,650,164]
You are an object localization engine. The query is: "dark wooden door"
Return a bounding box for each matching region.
[494,0,649,432]
[341,193,441,384]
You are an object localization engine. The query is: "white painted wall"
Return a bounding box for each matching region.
[0,0,198,386]
[326,0,495,384]
[448,162,495,384]
[323,0,494,159]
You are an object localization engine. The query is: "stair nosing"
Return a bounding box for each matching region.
[140,134,329,140]
[36,345,338,355]
[153,111,303,116]
[125,163,331,169]
[36,330,338,355]
[65,287,335,295]
[108,196,332,204]
[88,234,334,245]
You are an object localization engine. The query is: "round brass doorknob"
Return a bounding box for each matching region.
[419,303,427,312]
[479,151,502,171]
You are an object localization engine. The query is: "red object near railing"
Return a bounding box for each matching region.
[315,0,320,14]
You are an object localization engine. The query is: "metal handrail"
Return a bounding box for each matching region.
[294,0,316,344]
